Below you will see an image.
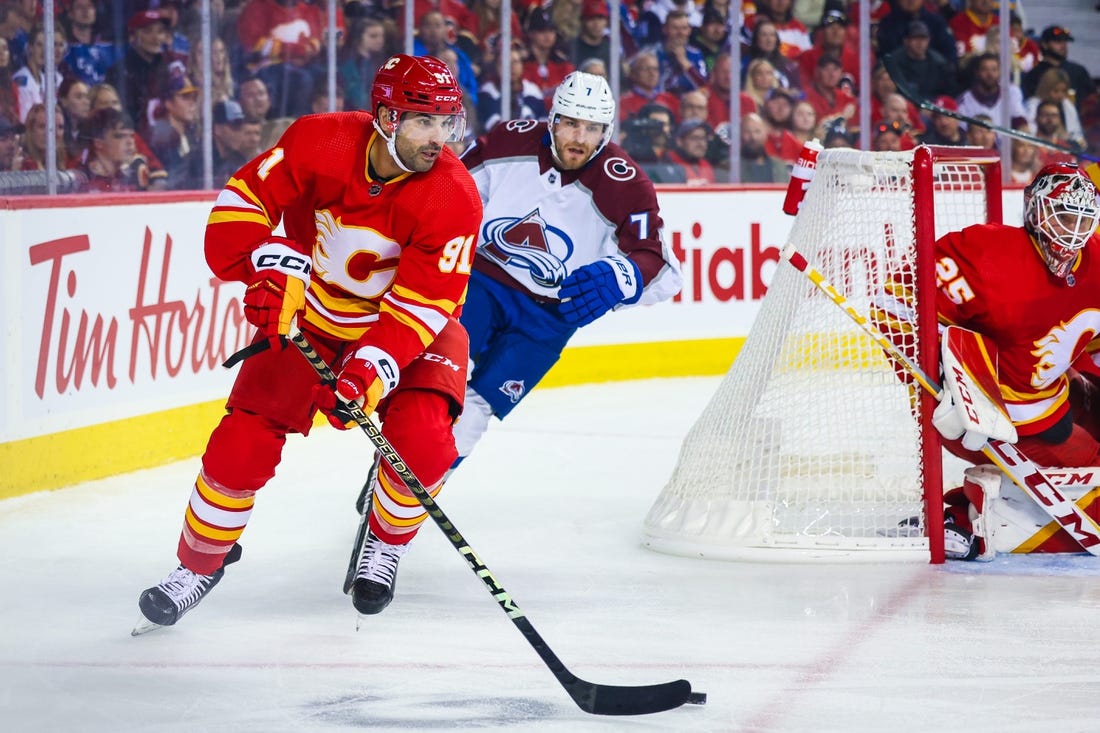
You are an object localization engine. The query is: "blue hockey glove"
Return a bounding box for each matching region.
[558,255,643,327]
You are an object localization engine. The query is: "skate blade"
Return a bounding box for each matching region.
[131,616,166,636]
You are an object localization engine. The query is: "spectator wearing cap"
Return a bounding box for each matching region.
[62,0,116,86]
[956,51,1027,131]
[144,0,191,61]
[759,86,803,165]
[619,50,680,122]
[917,95,965,145]
[667,119,716,186]
[653,9,708,96]
[207,99,249,186]
[78,107,150,192]
[1022,26,1097,117]
[802,53,858,129]
[478,47,547,133]
[520,8,574,108]
[882,18,958,101]
[147,68,199,189]
[876,0,956,65]
[0,114,24,171]
[949,0,996,59]
[571,0,611,69]
[414,11,479,108]
[797,9,865,92]
[106,10,171,129]
[743,17,801,92]
[690,8,728,74]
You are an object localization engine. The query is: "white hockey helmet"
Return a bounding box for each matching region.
[1023,163,1100,279]
[548,71,616,163]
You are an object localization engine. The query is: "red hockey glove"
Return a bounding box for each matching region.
[243,237,312,349]
[312,346,400,429]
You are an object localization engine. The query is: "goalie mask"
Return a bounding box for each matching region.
[548,71,615,169]
[371,54,466,173]
[1023,163,1100,279]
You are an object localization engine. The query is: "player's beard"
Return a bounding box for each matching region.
[395,136,443,173]
[553,138,596,170]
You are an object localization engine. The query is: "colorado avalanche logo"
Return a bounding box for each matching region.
[505,119,538,133]
[481,209,573,287]
[604,157,637,182]
[499,379,525,404]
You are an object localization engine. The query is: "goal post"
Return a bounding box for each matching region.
[644,146,1002,564]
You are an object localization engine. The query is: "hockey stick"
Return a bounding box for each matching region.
[782,244,1100,556]
[881,56,1100,164]
[290,328,706,715]
[343,456,378,595]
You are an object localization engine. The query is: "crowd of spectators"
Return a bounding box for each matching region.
[0,0,1097,190]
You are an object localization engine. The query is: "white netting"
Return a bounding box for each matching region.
[644,148,997,562]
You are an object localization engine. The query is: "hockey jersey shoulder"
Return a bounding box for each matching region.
[463,120,546,170]
[578,143,660,224]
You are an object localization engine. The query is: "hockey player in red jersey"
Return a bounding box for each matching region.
[916,163,1100,558]
[449,71,682,467]
[134,54,482,633]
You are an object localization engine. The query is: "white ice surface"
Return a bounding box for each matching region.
[2,377,1100,733]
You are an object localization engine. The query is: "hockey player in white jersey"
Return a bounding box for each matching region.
[452,71,683,465]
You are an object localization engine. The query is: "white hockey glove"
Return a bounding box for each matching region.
[932,392,994,452]
[933,326,1018,452]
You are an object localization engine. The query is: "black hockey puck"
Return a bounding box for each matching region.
[687,691,707,705]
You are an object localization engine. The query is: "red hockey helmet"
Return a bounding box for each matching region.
[1023,162,1100,279]
[370,54,464,118]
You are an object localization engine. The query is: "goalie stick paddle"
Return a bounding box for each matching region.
[289,328,706,715]
[881,56,1100,165]
[782,245,1100,556]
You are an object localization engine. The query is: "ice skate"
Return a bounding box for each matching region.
[351,531,409,618]
[132,543,243,635]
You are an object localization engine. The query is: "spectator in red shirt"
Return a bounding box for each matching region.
[619,49,680,122]
[802,53,858,130]
[759,86,803,164]
[521,8,575,109]
[798,9,865,91]
[949,0,995,60]
[705,51,756,129]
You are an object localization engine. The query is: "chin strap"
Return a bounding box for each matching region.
[373,117,414,174]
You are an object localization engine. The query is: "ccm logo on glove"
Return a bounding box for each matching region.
[255,251,312,275]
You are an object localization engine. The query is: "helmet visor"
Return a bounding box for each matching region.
[394,110,467,145]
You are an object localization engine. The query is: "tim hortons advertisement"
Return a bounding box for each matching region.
[1,199,252,443]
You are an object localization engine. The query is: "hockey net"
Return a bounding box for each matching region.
[644,147,1002,563]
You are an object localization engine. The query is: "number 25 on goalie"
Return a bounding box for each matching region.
[438,234,474,274]
[936,256,975,305]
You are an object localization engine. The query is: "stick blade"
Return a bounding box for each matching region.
[566,678,696,716]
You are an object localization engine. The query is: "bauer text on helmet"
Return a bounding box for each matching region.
[1024,163,1100,279]
[370,54,466,173]
[549,71,615,169]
